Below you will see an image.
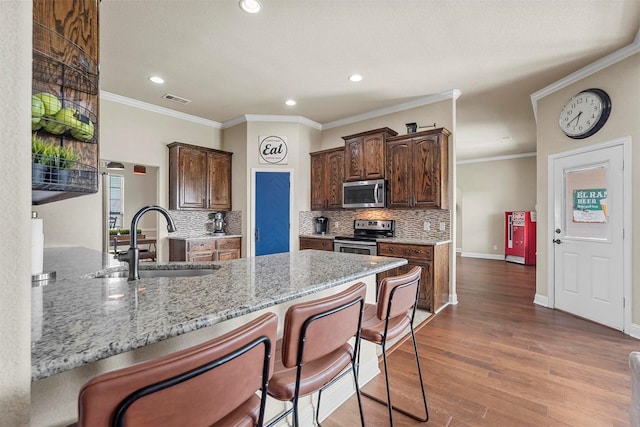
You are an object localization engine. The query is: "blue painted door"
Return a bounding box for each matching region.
[255,172,290,256]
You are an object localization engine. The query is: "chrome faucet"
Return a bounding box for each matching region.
[118,205,177,281]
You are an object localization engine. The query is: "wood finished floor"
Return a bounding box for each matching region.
[323,256,638,426]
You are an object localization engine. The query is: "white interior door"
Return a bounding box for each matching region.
[552,144,624,330]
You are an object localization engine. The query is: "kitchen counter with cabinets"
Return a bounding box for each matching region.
[32,247,405,425]
[169,235,242,261]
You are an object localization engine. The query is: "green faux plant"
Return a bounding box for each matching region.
[31,133,56,165]
[108,228,143,236]
[56,145,78,169]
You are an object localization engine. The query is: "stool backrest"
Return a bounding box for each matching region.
[77,313,278,427]
[377,266,422,321]
[281,282,367,368]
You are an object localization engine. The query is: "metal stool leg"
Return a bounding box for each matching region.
[361,324,429,426]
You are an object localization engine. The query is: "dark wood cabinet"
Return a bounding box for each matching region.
[386,128,450,209]
[170,237,241,262]
[377,242,450,313]
[310,147,344,210]
[168,142,232,211]
[342,128,397,182]
[299,237,334,251]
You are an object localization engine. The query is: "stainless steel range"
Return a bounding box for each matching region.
[334,220,395,256]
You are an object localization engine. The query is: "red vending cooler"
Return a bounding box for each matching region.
[505,211,537,265]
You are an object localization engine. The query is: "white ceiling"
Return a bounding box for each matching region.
[99,0,639,161]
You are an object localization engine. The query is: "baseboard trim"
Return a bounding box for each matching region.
[628,323,640,340]
[461,252,504,260]
[533,293,550,307]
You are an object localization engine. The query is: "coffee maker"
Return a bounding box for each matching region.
[315,216,329,235]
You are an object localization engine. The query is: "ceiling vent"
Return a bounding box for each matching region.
[161,93,191,104]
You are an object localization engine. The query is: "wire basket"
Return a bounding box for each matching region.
[32,91,98,143]
[32,21,98,95]
[32,154,98,193]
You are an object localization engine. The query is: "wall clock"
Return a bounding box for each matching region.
[558,88,611,139]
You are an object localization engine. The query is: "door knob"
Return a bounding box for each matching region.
[555,228,561,234]
[553,238,562,244]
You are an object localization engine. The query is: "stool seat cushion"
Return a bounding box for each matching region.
[360,303,411,344]
[268,339,354,401]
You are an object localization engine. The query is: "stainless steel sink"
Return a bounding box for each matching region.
[95,266,220,279]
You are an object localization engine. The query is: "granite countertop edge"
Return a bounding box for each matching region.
[32,247,406,381]
[298,234,452,245]
[168,234,242,240]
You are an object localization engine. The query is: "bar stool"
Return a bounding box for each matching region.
[69,312,278,427]
[266,282,367,427]
[359,266,428,426]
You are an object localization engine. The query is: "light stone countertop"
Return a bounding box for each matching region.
[31,247,407,381]
[299,234,451,246]
[168,234,242,240]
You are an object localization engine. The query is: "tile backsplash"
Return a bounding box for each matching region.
[300,209,451,241]
[169,210,242,238]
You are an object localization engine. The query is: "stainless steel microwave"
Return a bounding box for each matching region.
[342,179,386,209]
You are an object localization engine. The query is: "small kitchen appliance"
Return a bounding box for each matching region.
[212,212,227,235]
[315,216,329,235]
[334,219,395,256]
[342,179,386,209]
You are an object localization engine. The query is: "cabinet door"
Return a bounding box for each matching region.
[362,133,385,180]
[207,151,231,211]
[412,136,441,208]
[415,260,433,311]
[310,152,326,210]
[178,147,207,209]
[326,149,344,209]
[344,137,364,181]
[216,250,240,261]
[386,140,413,208]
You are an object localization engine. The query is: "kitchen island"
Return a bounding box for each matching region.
[31,247,407,426]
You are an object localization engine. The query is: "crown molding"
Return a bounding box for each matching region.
[99,91,222,128]
[221,114,322,130]
[321,89,462,130]
[100,88,463,131]
[457,151,536,165]
[530,30,640,121]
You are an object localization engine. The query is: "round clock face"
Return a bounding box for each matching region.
[559,88,611,139]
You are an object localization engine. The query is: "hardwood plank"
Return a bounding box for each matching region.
[323,257,637,426]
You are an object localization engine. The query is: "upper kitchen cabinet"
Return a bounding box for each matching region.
[342,128,397,182]
[386,128,450,209]
[168,142,233,211]
[310,147,344,210]
[31,0,100,205]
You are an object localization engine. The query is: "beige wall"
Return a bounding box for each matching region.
[0,2,31,425]
[536,53,639,321]
[319,101,455,150]
[35,98,221,259]
[457,156,536,256]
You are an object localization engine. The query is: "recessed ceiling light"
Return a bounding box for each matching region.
[149,76,164,84]
[239,0,261,13]
[349,74,363,82]
[285,99,296,106]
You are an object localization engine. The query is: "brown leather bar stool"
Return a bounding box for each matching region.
[359,266,428,426]
[68,312,278,427]
[266,282,367,427]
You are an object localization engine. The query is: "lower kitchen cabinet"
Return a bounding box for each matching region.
[377,242,450,313]
[169,237,241,262]
[299,236,334,251]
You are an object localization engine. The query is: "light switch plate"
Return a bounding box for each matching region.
[423,222,430,231]
[439,222,446,231]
